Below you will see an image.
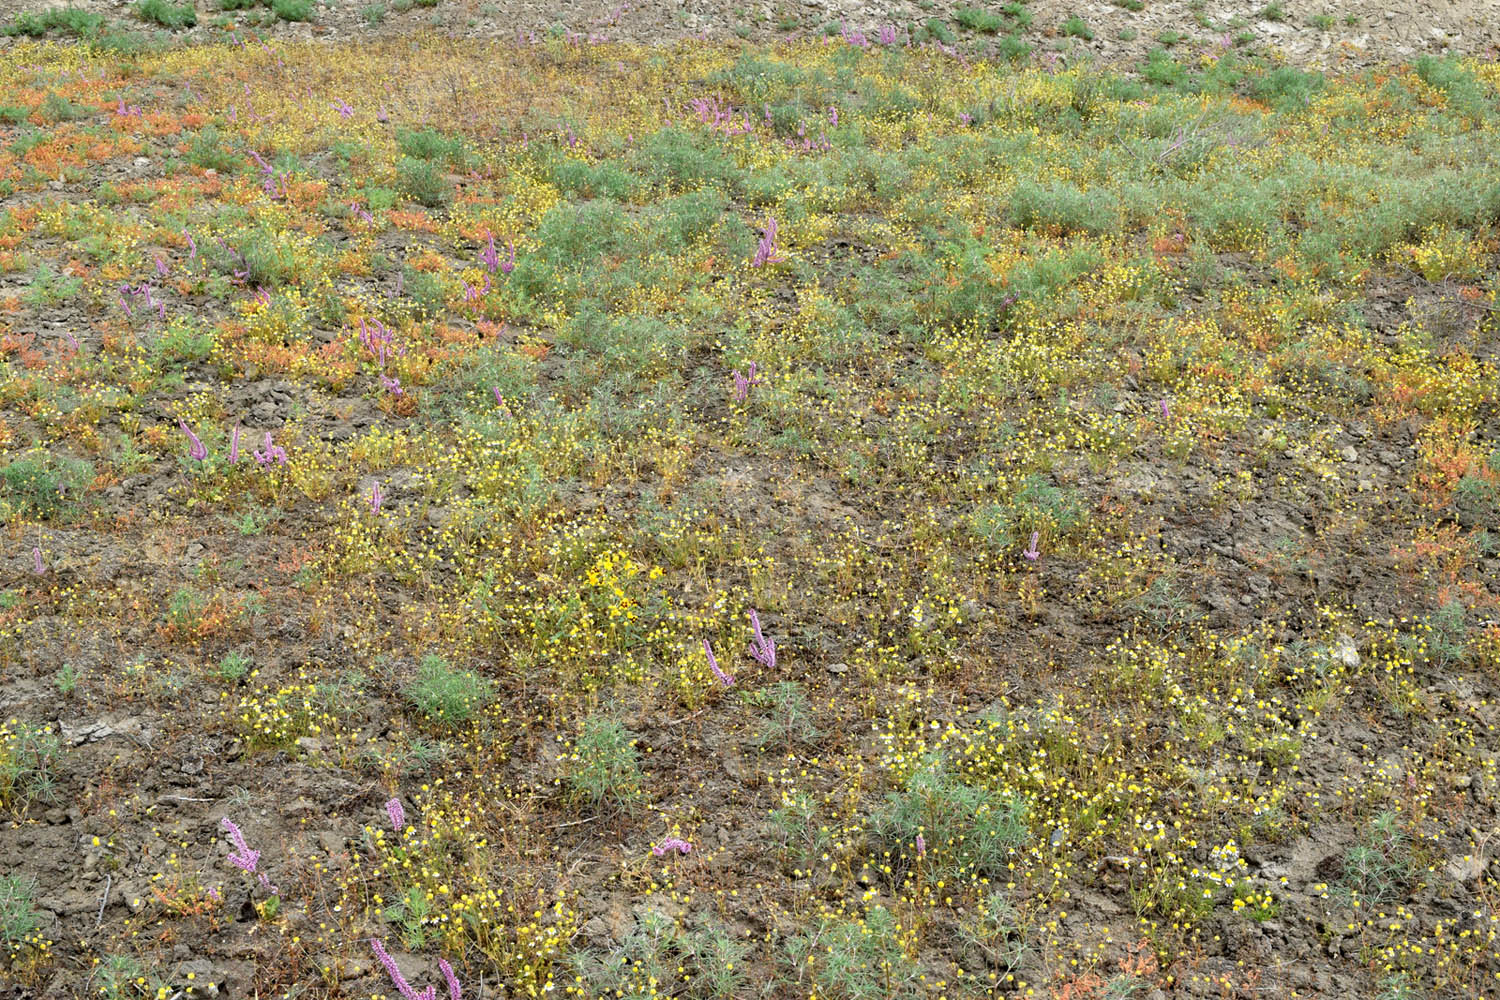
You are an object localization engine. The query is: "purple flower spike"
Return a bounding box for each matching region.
[229,425,241,464]
[371,482,384,515]
[438,959,461,1000]
[180,419,207,462]
[372,938,433,1000]
[751,217,785,267]
[732,362,763,403]
[1023,531,1041,562]
[381,374,404,396]
[153,256,168,277]
[916,833,926,856]
[377,103,389,123]
[221,816,277,893]
[652,836,693,857]
[481,231,499,273]
[385,796,403,831]
[32,546,45,576]
[501,240,515,275]
[1159,398,1170,421]
[704,638,734,687]
[253,432,287,467]
[331,98,354,119]
[747,609,776,669]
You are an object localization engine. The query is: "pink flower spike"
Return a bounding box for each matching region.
[385,796,403,830]
[439,958,462,1000]
[916,833,926,856]
[501,240,515,275]
[180,419,207,461]
[1023,531,1041,562]
[32,546,44,575]
[229,425,241,464]
[652,836,692,856]
[371,482,384,515]
[371,938,423,1000]
[704,639,733,687]
[1159,398,1170,420]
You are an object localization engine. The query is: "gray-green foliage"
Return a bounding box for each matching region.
[0,875,42,949]
[564,714,642,807]
[1339,810,1414,908]
[785,905,926,1000]
[1,449,93,520]
[404,654,494,729]
[870,756,1030,882]
[0,720,60,814]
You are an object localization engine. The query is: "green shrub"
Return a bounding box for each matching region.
[1061,14,1092,39]
[135,0,197,28]
[1249,66,1324,111]
[550,157,641,201]
[1338,810,1413,908]
[0,719,60,814]
[954,6,1004,32]
[629,127,739,192]
[396,126,468,165]
[1002,2,1032,28]
[921,17,956,43]
[0,875,42,950]
[1,450,93,520]
[271,0,314,20]
[1141,48,1187,86]
[870,758,1030,883]
[563,714,642,808]
[997,32,1032,61]
[404,655,494,729]
[40,93,87,123]
[1009,180,1118,236]
[396,156,451,207]
[187,125,237,172]
[5,7,105,36]
[155,319,217,363]
[219,0,260,8]
[785,906,926,1000]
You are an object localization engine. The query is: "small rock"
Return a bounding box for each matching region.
[1340,445,1358,462]
[1330,634,1360,668]
[826,661,849,674]
[1445,854,1486,884]
[295,736,325,756]
[134,156,150,167]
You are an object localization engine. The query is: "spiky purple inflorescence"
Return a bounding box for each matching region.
[253,432,287,467]
[703,639,733,687]
[32,546,44,575]
[747,609,776,669]
[180,419,207,462]
[371,938,435,1000]
[652,836,693,856]
[731,362,763,403]
[438,958,461,1000]
[221,816,278,894]
[385,796,403,831]
[1023,531,1041,562]
[751,217,785,267]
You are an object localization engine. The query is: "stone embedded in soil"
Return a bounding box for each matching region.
[1445,854,1488,884]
